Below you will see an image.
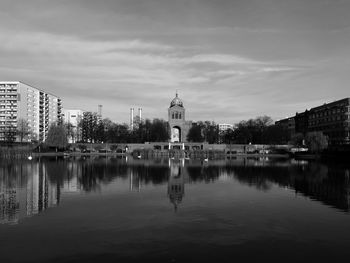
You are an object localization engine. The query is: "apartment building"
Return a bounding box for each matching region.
[275,117,296,140]
[218,123,234,132]
[0,81,62,142]
[307,98,350,145]
[63,109,85,143]
[276,98,350,145]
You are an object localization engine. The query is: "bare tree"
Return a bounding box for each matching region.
[65,122,76,143]
[46,123,68,151]
[17,118,31,142]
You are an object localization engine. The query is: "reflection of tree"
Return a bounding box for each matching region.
[227,162,350,212]
[229,166,274,191]
[131,165,170,185]
[186,165,220,183]
[2,158,350,220]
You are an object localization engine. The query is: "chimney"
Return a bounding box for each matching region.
[98,105,102,116]
[138,108,142,122]
[130,108,134,130]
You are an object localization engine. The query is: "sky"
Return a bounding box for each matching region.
[1,0,350,124]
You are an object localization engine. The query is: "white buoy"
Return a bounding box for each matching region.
[28,156,33,160]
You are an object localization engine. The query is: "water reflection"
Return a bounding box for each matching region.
[0,162,61,224]
[168,159,186,211]
[1,157,349,224]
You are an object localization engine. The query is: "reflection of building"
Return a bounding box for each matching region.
[62,176,79,193]
[0,81,62,142]
[26,163,59,216]
[168,92,192,142]
[62,162,81,193]
[0,188,19,224]
[129,169,141,191]
[0,162,60,224]
[168,160,185,211]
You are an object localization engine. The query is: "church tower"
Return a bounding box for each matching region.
[168,92,191,142]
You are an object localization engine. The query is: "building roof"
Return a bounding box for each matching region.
[170,92,183,108]
[0,81,60,98]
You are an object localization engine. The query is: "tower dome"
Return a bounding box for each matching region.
[170,92,183,108]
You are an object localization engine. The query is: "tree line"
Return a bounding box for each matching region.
[2,113,328,153]
[187,116,289,145]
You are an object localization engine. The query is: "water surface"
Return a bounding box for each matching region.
[1,157,350,262]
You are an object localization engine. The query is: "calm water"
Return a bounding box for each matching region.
[1,156,350,263]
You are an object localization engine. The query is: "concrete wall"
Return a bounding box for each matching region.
[70,142,291,154]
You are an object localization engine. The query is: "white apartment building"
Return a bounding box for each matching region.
[63,109,84,128]
[218,123,234,132]
[63,109,85,143]
[0,81,62,142]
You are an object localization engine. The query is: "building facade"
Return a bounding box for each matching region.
[63,109,85,143]
[218,123,234,132]
[277,98,350,145]
[0,81,62,142]
[168,93,192,142]
[275,116,296,140]
[307,98,350,145]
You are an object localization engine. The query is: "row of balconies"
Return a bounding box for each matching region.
[0,88,17,91]
[0,96,17,99]
[0,109,17,113]
[0,100,17,103]
[0,120,17,125]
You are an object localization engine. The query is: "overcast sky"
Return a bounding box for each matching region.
[1,0,349,123]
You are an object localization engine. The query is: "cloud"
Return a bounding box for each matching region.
[0,30,305,87]
[0,26,319,123]
[259,66,306,73]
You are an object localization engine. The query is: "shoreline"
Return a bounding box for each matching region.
[26,152,290,158]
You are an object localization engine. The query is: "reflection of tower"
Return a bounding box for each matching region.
[129,169,141,192]
[168,160,185,211]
